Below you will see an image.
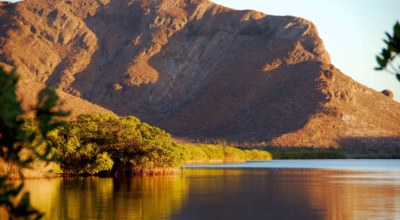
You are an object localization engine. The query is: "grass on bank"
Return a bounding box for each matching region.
[181,144,272,163]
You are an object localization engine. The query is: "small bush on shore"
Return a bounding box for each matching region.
[181,144,272,163]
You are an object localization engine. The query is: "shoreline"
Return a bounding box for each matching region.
[4,157,400,180]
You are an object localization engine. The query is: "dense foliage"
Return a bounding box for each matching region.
[47,114,186,175]
[0,67,68,219]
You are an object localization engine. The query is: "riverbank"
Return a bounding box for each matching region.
[0,143,272,178]
[3,144,400,179]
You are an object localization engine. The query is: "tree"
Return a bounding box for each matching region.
[375,21,400,80]
[49,114,185,175]
[0,67,69,219]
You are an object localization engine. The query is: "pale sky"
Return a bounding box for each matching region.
[5,0,400,100]
[211,0,400,100]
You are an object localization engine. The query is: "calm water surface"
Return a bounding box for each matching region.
[25,160,400,220]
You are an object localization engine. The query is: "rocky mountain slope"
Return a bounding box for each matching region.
[1,0,399,147]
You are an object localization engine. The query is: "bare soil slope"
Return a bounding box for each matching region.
[1,0,399,147]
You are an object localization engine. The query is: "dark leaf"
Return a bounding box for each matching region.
[396,74,400,82]
[385,32,393,42]
[376,56,387,67]
[382,49,391,59]
[394,22,400,39]
[5,183,24,197]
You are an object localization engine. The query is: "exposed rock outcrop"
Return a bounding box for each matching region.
[381,89,394,99]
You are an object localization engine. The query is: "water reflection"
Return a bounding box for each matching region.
[24,169,400,220]
[173,169,400,220]
[304,170,400,220]
[25,176,188,220]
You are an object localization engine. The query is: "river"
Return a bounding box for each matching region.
[25,159,400,219]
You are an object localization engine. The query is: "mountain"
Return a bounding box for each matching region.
[1,0,399,147]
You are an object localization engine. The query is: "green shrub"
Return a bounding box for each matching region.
[223,146,246,161]
[244,149,273,160]
[49,114,186,175]
[181,144,209,162]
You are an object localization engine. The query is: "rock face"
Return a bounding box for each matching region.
[381,90,394,99]
[1,0,400,147]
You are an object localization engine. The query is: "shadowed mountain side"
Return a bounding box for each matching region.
[270,65,400,147]
[60,0,150,97]
[153,61,327,141]
[66,0,329,141]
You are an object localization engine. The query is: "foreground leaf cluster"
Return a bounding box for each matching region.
[376,21,400,80]
[0,67,69,219]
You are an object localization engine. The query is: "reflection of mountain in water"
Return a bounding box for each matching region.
[173,169,400,220]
